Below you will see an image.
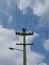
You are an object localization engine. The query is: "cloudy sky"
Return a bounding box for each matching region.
[0,0,49,65]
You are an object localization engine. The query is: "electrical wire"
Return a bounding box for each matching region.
[15,4,18,31]
[15,3,21,31]
[29,12,32,31]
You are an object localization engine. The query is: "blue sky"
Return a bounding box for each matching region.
[0,0,49,65]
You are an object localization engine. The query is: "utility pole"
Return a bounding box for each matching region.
[15,28,33,65]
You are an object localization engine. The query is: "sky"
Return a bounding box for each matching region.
[0,0,49,65]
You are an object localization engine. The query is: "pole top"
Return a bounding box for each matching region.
[22,28,26,32]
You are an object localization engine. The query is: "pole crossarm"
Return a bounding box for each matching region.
[16,43,33,45]
[16,32,33,36]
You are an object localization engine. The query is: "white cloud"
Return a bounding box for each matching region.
[6,0,12,9]
[17,0,31,14]
[6,0,14,10]
[0,0,49,27]
[5,0,49,27]
[43,39,49,51]
[38,62,47,65]
[33,0,49,16]
[38,10,49,28]
[0,25,16,58]
[26,51,45,65]
[15,0,49,30]
[16,0,49,16]
[8,15,13,23]
[0,0,14,23]
[0,25,47,65]
[33,1,45,16]
[0,10,13,23]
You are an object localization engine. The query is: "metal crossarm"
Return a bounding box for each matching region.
[16,43,33,45]
[16,32,33,36]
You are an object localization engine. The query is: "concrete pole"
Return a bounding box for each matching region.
[23,35,26,65]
